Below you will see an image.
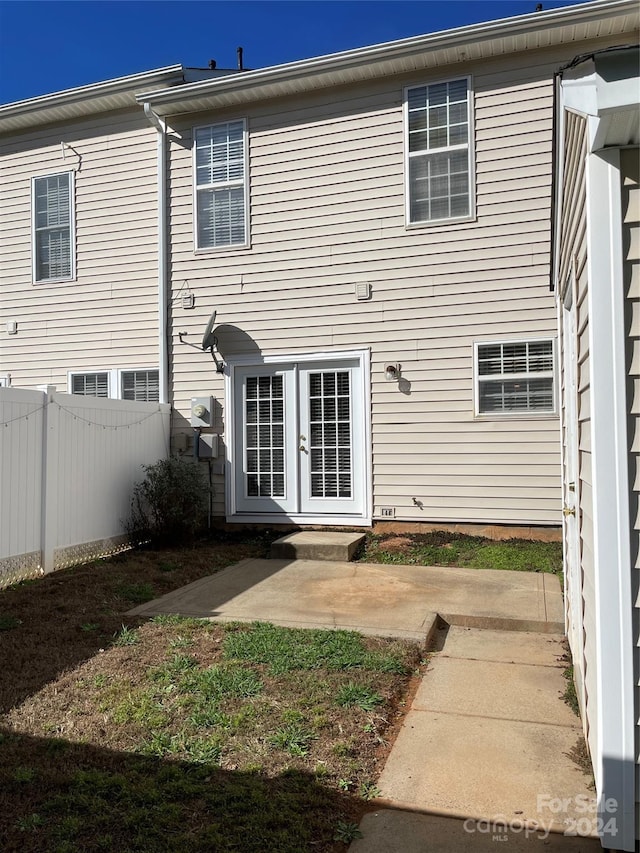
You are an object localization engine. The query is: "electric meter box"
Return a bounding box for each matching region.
[190,396,214,427]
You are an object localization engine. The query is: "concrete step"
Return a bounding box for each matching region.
[270,531,365,561]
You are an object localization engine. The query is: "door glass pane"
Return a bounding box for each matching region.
[308,371,352,499]
[244,374,285,497]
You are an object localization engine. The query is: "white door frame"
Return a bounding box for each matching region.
[225,349,372,525]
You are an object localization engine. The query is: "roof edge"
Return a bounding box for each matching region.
[137,0,639,108]
[0,65,186,120]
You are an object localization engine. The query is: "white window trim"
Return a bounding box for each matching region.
[31,170,76,284]
[473,337,558,418]
[192,118,250,253]
[403,75,475,229]
[68,369,113,398]
[68,367,160,400]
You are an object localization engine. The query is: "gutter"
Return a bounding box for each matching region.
[143,103,169,406]
[0,65,185,121]
[137,0,638,111]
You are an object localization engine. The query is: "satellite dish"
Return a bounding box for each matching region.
[202,311,217,350]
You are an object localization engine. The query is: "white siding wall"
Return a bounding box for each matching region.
[620,147,640,831]
[166,49,582,525]
[0,109,160,391]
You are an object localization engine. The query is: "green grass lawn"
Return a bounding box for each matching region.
[1,616,421,852]
[358,531,563,575]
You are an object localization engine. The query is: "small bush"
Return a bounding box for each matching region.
[128,457,209,546]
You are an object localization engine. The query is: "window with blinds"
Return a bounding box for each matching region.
[475,340,555,415]
[121,370,160,402]
[71,373,109,397]
[194,120,248,249]
[405,78,473,224]
[33,172,74,281]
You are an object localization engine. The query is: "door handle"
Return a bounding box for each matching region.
[299,445,308,453]
[563,506,576,517]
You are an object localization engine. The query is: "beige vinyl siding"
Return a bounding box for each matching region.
[0,109,159,390]
[565,111,597,761]
[620,148,640,822]
[557,107,602,772]
[163,47,612,525]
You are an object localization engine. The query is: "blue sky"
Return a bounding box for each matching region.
[0,0,595,104]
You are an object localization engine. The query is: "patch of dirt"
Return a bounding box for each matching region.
[375,536,413,552]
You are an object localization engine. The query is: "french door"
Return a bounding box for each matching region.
[232,357,366,518]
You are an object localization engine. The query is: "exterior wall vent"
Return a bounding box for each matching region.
[379,507,395,518]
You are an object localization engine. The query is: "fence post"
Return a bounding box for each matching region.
[40,388,58,574]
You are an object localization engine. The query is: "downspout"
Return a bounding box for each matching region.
[143,103,169,405]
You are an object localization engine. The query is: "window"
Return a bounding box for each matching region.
[194,120,248,249]
[71,372,109,397]
[32,172,74,281]
[475,339,555,415]
[69,369,159,401]
[405,78,473,224]
[121,369,159,402]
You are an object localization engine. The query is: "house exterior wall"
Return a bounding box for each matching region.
[165,45,610,526]
[0,109,160,392]
[620,146,640,828]
[556,110,597,756]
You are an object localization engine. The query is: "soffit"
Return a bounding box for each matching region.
[0,67,186,135]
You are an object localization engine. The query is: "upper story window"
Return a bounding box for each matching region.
[474,339,556,416]
[32,172,75,282]
[194,120,248,250]
[405,78,473,225]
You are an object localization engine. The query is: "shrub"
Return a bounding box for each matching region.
[128,457,209,546]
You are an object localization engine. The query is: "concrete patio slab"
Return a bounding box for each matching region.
[128,558,564,639]
[350,811,602,852]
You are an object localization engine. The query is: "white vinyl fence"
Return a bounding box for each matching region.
[0,387,170,586]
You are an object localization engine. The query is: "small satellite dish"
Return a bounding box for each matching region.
[202,311,217,350]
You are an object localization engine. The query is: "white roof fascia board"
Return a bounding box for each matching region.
[137,0,639,116]
[0,65,186,134]
[559,49,640,150]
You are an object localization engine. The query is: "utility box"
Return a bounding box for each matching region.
[190,396,214,427]
[197,433,219,459]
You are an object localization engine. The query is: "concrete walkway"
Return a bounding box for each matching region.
[128,558,596,851]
